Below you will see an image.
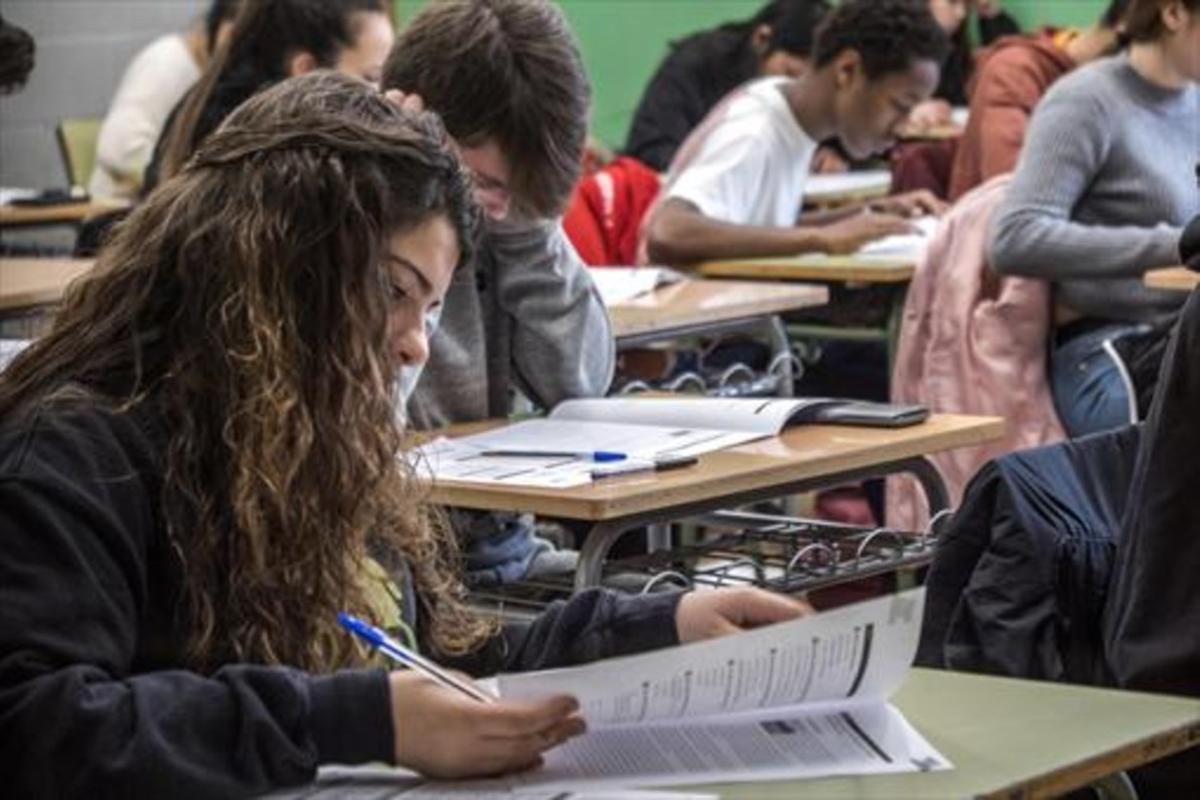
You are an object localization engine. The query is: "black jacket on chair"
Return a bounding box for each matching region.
[917,425,1138,686]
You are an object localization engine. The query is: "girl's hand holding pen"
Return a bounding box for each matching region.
[389,671,585,778]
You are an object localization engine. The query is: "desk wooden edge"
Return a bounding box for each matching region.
[696,259,915,284]
[1143,266,1197,292]
[980,716,1200,800]
[609,282,830,340]
[424,416,1005,520]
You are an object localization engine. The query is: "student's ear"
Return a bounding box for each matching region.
[833,49,863,91]
[751,24,774,57]
[287,50,319,77]
[1161,0,1189,33]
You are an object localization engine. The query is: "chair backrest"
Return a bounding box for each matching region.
[55,117,103,190]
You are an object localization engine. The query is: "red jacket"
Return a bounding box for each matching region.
[947,32,1076,202]
[563,156,661,266]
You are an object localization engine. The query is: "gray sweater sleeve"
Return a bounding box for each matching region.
[987,78,1182,279]
[487,217,615,407]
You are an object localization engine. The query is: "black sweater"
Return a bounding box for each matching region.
[0,395,680,798]
[624,28,760,172]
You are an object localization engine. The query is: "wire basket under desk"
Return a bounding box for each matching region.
[469,509,943,620]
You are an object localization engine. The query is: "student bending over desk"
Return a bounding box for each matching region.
[0,74,810,798]
[383,1,615,586]
[641,0,950,267]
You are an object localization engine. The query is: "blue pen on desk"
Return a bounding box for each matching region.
[337,612,495,703]
[478,448,626,462]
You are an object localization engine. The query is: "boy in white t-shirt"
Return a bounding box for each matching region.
[644,0,951,265]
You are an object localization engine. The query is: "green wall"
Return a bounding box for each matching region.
[396,1,1111,148]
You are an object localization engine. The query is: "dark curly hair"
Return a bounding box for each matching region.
[812,0,948,80]
[0,15,35,94]
[1,71,491,672]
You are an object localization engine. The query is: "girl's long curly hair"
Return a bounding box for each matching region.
[0,71,493,672]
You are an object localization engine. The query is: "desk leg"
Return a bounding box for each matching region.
[886,282,910,375]
[905,455,950,517]
[766,315,794,397]
[572,454,951,592]
[575,520,641,592]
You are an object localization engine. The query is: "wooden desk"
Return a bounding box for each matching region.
[427,414,1003,587]
[699,668,1200,799]
[697,254,915,284]
[289,667,1197,799]
[0,200,127,230]
[0,257,95,311]
[898,123,964,142]
[608,279,827,343]
[1144,266,1197,292]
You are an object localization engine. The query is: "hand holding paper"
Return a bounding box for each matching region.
[675,586,814,642]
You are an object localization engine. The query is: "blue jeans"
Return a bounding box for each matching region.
[1049,323,1140,438]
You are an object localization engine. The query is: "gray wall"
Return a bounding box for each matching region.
[0,0,203,191]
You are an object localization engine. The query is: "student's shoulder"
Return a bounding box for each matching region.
[710,79,801,138]
[664,27,745,73]
[1038,56,1124,112]
[974,36,1073,96]
[129,33,193,71]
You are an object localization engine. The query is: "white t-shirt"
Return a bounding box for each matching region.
[662,76,818,227]
[89,34,201,200]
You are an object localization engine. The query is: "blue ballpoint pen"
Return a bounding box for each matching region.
[477,448,626,462]
[337,612,495,703]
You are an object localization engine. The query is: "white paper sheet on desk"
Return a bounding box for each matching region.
[856,216,939,260]
[411,419,760,489]
[0,187,38,206]
[589,267,684,306]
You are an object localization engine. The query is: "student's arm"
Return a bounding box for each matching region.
[0,411,392,798]
[447,586,812,676]
[987,87,1182,278]
[646,197,917,265]
[488,218,615,407]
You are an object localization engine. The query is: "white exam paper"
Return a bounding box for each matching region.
[589,267,683,306]
[488,589,948,792]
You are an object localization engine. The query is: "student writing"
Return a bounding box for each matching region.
[642,0,950,266]
[382,0,617,586]
[0,72,810,798]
